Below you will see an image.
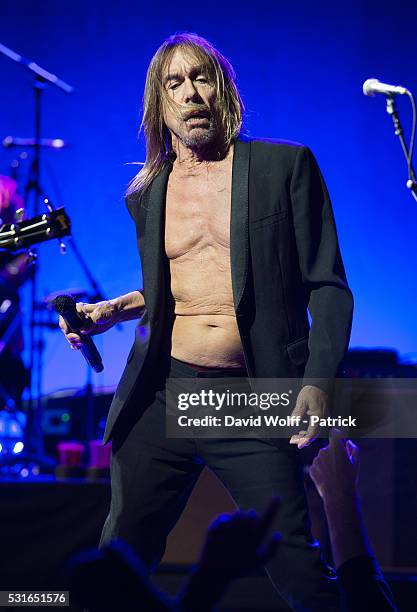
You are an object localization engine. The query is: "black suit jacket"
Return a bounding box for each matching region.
[103,135,353,444]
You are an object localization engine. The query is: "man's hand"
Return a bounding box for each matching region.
[59,300,120,349]
[58,291,145,350]
[289,384,329,449]
[309,427,360,504]
[198,497,281,580]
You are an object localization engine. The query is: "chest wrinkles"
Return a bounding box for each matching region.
[164,158,234,314]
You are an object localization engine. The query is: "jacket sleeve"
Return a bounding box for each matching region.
[290,145,353,390]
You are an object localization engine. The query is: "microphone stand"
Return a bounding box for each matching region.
[2,43,115,468]
[28,78,45,461]
[0,42,73,473]
[385,95,417,202]
[67,237,107,304]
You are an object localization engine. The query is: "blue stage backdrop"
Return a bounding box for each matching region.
[1,1,416,397]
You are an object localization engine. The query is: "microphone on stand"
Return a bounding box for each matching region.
[363,78,408,97]
[54,294,104,373]
[363,77,417,201]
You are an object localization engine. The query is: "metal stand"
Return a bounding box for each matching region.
[0,42,73,473]
[26,78,45,460]
[1,42,114,473]
[386,96,417,202]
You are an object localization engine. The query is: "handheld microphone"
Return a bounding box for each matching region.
[363,78,408,97]
[54,294,104,373]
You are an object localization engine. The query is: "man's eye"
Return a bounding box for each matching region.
[168,82,180,90]
[196,77,207,83]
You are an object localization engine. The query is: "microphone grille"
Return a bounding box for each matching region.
[53,294,76,314]
[363,78,378,97]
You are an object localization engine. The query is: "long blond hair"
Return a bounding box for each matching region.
[127,32,244,196]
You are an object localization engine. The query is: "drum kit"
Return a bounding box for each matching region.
[0,42,109,476]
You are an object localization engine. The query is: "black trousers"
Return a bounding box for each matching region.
[100,355,339,611]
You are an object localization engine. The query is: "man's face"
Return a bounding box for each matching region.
[162,48,219,150]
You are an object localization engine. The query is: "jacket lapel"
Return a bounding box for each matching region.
[141,161,172,324]
[230,137,250,312]
[141,135,250,325]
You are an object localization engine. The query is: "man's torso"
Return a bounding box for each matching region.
[164,144,245,369]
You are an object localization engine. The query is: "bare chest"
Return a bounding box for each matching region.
[165,166,232,260]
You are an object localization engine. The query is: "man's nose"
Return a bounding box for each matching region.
[182,78,201,103]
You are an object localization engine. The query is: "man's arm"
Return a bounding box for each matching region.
[290,146,353,387]
[288,146,353,447]
[110,290,146,322]
[310,429,398,611]
[59,291,146,348]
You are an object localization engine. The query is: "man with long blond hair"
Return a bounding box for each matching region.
[60,32,353,610]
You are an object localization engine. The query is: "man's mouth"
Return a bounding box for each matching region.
[185,109,211,122]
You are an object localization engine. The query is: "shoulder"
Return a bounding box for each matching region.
[241,134,305,151]
[241,135,310,160]
[126,190,141,209]
[239,135,312,174]
[125,159,172,219]
[125,191,141,223]
[246,135,304,149]
[125,184,152,225]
